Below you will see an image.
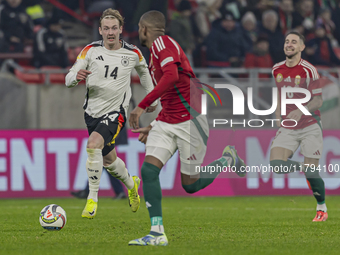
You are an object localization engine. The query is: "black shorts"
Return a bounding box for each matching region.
[85,108,126,156]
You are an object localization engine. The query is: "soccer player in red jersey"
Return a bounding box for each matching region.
[128,11,246,246]
[271,31,327,222]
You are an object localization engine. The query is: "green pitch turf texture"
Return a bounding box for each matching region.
[1,196,340,255]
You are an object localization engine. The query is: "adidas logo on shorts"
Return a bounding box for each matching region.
[313,150,321,156]
[186,154,197,160]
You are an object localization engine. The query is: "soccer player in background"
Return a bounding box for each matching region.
[65,8,157,219]
[128,11,246,246]
[271,31,327,221]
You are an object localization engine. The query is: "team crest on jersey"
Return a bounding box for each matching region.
[121,56,129,67]
[276,73,283,82]
[295,75,301,86]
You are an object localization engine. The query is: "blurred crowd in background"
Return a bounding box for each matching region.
[1,0,340,70]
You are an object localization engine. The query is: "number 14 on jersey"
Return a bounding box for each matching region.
[104,65,118,79]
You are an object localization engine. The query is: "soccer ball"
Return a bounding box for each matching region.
[39,204,67,230]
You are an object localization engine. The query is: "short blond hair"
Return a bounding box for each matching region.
[99,8,124,27]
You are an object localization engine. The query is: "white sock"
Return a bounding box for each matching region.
[317,203,327,212]
[86,148,103,202]
[104,157,134,189]
[151,225,165,234]
[150,216,164,234]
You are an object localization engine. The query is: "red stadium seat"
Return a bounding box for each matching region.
[206,61,230,67]
[14,66,44,84]
[66,46,84,65]
[16,46,33,66]
[40,66,67,84]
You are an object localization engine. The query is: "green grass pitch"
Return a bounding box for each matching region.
[1,196,340,255]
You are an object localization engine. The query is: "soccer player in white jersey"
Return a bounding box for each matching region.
[65,8,157,219]
[271,31,327,221]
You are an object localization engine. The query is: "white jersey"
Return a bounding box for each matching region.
[65,40,155,118]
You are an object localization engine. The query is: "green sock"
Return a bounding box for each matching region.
[141,162,162,218]
[182,160,224,194]
[304,167,325,204]
[151,216,163,226]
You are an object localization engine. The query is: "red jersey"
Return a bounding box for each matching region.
[272,59,322,129]
[138,35,200,124]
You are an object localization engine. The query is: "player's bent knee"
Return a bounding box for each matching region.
[87,141,103,150]
[182,182,199,194]
[86,148,101,160]
[86,148,102,173]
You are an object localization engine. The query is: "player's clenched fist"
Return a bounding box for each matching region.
[76,69,92,81]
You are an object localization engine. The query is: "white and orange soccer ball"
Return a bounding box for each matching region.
[39,204,67,230]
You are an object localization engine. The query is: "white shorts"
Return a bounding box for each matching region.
[145,114,209,175]
[271,123,323,159]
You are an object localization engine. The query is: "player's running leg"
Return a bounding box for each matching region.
[82,132,103,219]
[180,114,246,193]
[269,154,327,220]
[104,149,140,212]
[128,145,245,245]
[270,146,327,221]
[128,146,245,245]
[304,157,327,222]
[300,125,326,221]
[270,155,327,221]
[181,145,246,193]
[129,120,180,246]
[129,155,168,246]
